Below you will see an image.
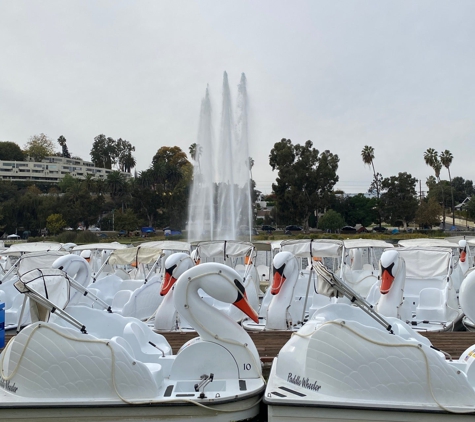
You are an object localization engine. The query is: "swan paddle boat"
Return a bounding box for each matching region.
[0,262,264,421]
[368,246,462,332]
[152,252,195,331]
[0,244,68,330]
[340,239,393,297]
[265,262,475,421]
[242,239,341,331]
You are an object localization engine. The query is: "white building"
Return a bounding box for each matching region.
[0,156,131,183]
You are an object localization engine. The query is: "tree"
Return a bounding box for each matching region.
[46,213,67,235]
[415,197,443,229]
[424,148,446,229]
[0,141,25,161]
[440,150,455,227]
[90,134,116,169]
[24,133,56,161]
[361,145,383,226]
[380,172,418,228]
[113,208,139,232]
[269,139,339,229]
[465,195,475,220]
[317,209,345,232]
[57,135,71,158]
[452,177,474,205]
[116,138,136,172]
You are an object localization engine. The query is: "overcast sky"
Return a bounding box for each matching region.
[1,1,474,195]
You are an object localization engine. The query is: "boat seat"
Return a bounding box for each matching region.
[111,335,135,357]
[416,288,446,321]
[110,336,164,388]
[122,321,169,363]
[257,265,269,282]
[111,289,133,311]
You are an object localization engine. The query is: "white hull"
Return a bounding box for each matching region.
[267,403,475,421]
[0,394,262,422]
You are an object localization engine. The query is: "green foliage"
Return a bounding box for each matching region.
[380,172,419,226]
[114,209,139,232]
[331,194,378,227]
[46,213,67,235]
[90,135,136,172]
[57,135,71,158]
[415,197,442,228]
[466,195,475,219]
[0,141,25,161]
[269,139,339,229]
[318,210,345,232]
[24,133,56,161]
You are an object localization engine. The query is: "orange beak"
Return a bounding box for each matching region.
[460,250,467,263]
[380,268,394,295]
[160,272,176,296]
[234,292,258,323]
[271,269,286,295]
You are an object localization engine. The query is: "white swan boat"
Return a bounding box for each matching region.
[0,262,265,421]
[242,239,341,331]
[265,263,475,421]
[368,246,463,332]
[0,244,68,330]
[340,239,393,297]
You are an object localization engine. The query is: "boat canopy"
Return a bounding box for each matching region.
[72,242,128,251]
[139,240,191,251]
[343,239,394,249]
[280,239,342,258]
[6,242,64,254]
[197,240,254,259]
[108,246,163,266]
[396,246,453,279]
[398,238,459,248]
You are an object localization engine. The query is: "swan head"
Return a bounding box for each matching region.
[271,251,298,295]
[190,249,200,265]
[161,252,194,296]
[80,250,91,262]
[379,249,400,295]
[175,263,259,323]
[459,239,467,263]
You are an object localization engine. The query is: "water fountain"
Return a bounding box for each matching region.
[187,72,253,242]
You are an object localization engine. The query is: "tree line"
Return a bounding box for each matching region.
[1,134,475,237]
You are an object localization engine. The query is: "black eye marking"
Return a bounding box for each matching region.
[234,279,245,300]
[166,264,177,276]
[382,262,395,277]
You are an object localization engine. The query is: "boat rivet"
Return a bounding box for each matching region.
[457,370,461,374]
[341,321,346,325]
[132,361,136,365]
[418,344,422,348]
[184,304,189,309]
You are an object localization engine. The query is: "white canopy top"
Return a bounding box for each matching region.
[108,246,163,265]
[197,240,254,259]
[17,251,68,276]
[139,240,191,251]
[280,239,342,258]
[252,240,283,252]
[5,242,64,255]
[396,246,452,279]
[343,239,394,249]
[72,242,128,252]
[398,238,459,248]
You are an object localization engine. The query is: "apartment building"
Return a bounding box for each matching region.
[0,156,131,183]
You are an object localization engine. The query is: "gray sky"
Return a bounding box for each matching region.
[1,1,474,195]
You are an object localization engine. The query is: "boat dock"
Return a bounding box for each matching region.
[161,330,475,361]
[4,330,475,361]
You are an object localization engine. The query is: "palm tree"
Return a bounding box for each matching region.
[424,148,445,228]
[361,145,382,226]
[440,150,455,227]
